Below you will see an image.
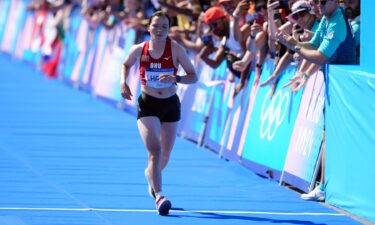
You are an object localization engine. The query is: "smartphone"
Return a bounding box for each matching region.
[295,24,304,34]
[201,34,213,45]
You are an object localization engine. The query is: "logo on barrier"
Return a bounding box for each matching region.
[260,89,290,141]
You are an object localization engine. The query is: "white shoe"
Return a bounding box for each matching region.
[301,185,325,201]
[144,168,156,199]
[156,195,172,216]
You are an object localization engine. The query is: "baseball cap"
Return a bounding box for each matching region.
[290,0,315,15]
[204,6,227,24]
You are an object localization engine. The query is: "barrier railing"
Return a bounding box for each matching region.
[0,0,322,194]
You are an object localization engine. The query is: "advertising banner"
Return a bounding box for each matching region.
[241,60,302,179]
[202,68,235,152]
[70,19,90,83]
[219,68,259,161]
[178,62,216,143]
[201,61,235,152]
[60,8,83,80]
[94,26,136,102]
[89,27,109,88]
[0,1,27,54]
[281,71,325,192]
[0,0,11,44]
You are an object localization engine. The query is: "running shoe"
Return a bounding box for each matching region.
[301,185,325,201]
[144,168,156,199]
[156,195,172,215]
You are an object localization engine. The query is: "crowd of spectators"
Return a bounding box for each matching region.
[25,0,360,87]
[25,0,360,200]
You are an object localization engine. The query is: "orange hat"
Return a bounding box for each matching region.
[218,0,231,3]
[204,6,226,24]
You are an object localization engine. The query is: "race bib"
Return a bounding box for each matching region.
[145,68,175,89]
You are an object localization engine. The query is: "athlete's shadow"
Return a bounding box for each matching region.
[168,208,327,225]
[195,212,327,225]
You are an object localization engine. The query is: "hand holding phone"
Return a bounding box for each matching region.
[201,34,213,45]
[293,24,304,34]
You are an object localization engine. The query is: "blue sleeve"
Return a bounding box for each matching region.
[310,19,323,48]
[317,18,346,58]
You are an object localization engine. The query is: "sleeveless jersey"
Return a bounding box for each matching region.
[139,38,178,88]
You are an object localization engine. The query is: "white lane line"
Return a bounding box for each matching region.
[0,207,344,216]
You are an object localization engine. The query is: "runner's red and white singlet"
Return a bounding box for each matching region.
[139,38,178,88]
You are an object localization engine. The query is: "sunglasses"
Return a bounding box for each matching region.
[209,19,222,30]
[292,11,308,20]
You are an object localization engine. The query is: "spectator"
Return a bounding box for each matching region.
[261,0,320,97]
[232,0,269,95]
[198,6,247,83]
[277,0,356,202]
[343,0,360,64]
[278,0,356,91]
[161,0,207,53]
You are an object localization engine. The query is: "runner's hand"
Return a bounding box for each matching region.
[120,83,133,100]
[159,74,176,83]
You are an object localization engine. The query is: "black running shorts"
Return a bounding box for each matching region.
[137,93,181,122]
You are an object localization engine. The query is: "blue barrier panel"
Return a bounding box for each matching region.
[0,1,27,54]
[22,9,49,66]
[202,81,234,152]
[94,26,136,102]
[60,6,83,80]
[11,1,28,56]
[219,69,258,161]
[202,63,235,152]
[70,19,91,83]
[241,60,302,179]
[0,0,11,44]
[281,71,325,192]
[361,0,374,73]
[178,62,216,143]
[89,28,110,88]
[79,26,102,88]
[325,65,375,223]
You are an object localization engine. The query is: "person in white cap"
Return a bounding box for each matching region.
[275,0,357,203]
[260,0,320,93]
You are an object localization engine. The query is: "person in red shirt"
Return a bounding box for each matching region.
[120,11,197,216]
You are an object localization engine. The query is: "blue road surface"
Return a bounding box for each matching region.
[0,53,362,225]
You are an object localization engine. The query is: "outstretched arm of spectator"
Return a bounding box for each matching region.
[233,0,251,43]
[283,60,320,92]
[198,44,226,69]
[260,50,294,87]
[158,0,200,19]
[277,32,329,65]
[233,24,266,72]
[267,0,284,55]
